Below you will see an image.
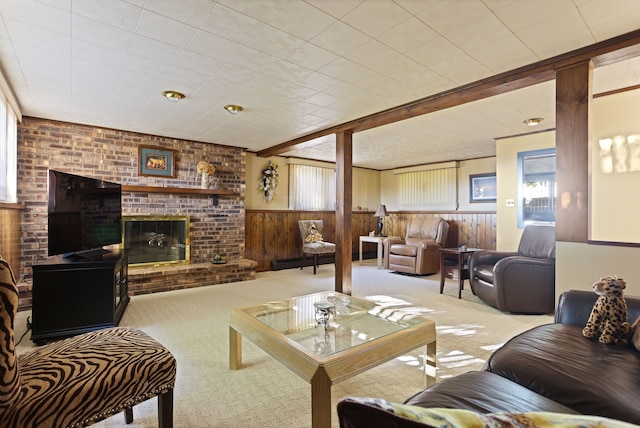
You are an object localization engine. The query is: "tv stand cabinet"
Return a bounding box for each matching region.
[31,250,129,345]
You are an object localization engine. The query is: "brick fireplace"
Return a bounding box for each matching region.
[123,215,190,267]
[16,117,256,310]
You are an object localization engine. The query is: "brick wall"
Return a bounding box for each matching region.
[17,117,252,308]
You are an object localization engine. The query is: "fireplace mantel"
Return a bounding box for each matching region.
[122,185,235,195]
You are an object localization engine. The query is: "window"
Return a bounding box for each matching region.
[289,164,336,210]
[0,88,18,203]
[395,167,457,210]
[517,148,556,227]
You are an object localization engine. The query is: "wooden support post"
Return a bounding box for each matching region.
[555,60,592,243]
[335,130,353,295]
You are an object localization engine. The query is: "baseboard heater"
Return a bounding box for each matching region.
[271,252,376,271]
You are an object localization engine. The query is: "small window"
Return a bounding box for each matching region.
[517,148,556,228]
[289,164,336,210]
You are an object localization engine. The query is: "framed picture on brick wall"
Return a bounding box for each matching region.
[138,145,177,178]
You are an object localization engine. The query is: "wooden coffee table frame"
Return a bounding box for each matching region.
[229,294,436,428]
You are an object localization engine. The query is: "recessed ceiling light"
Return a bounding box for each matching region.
[162,90,185,102]
[224,104,244,114]
[523,118,543,126]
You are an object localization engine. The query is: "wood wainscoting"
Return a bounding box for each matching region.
[0,202,24,273]
[246,210,497,272]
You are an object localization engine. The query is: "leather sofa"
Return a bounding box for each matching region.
[468,224,555,314]
[383,218,449,275]
[338,290,640,427]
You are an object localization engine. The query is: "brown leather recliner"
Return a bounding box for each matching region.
[468,224,555,314]
[383,218,449,275]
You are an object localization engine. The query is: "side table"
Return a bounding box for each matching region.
[439,247,479,299]
[359,235,385,269]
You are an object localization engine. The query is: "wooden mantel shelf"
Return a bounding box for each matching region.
[122,185,234,195]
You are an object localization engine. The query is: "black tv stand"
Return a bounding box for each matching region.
[31,249,129,345]
[62,247,111,260]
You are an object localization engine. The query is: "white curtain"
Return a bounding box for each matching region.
[289,164,336,210]
[397,168,457,210]
[0,89,17,203]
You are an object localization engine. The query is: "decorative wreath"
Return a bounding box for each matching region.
[259,160,278,202]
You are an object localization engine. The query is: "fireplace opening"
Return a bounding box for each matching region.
[122,215,190,267]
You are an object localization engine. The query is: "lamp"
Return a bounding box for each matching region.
[224,104,244,114]
[161,90,185,102]
[523,117,543,126]
[373,204,388,237]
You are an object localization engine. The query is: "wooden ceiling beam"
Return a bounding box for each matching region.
[257,28,640,158]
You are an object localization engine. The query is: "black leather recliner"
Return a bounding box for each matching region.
[468,224,555,314]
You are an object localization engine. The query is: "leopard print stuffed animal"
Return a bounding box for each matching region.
[582,275,632,345]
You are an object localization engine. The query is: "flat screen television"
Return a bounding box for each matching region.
[47,170,122,258]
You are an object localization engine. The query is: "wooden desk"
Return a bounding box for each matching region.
[439,247,479,299]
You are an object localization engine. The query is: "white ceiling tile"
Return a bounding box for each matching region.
[246,25,306,59]
[269,1,335,41]
[71,0,142,32]
[176,50,225,76]
[135,10,197,48]
[187,29,243,62]
[580,0,640,41]
[469,34,538,74]
[392,0,439,15]
[160,66,211,95]
[114,69,163,97]
[342,0,412,37]
[516,9,595,59]
[296,71,341,92]
[319,57,388,89]
[303,0,365,19]
[142,0,216,28]
[71,39,126,68]
[593,61,640,93]
[71,15,133,51]
[2,0,70,34]
[377,17,439,53]
[309,20,369,56]
[127,34,183,64]
[4,19,70,55]
[217,0,290,24]
[577,0,640,29]
[256,56,314,83]
[287,43,338,71]
[407,36,492,85]
[416,1,493,35]
[446,13,512,52]
[2,0,640,170]
[373,54,426,80]
[344,39,400,68]
[200,3,265,44]
[495,0,576,33]
[120,54,170,80]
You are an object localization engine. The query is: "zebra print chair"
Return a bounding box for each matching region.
[0,256,176,427]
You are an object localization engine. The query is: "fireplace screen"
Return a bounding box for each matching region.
[122,215,189,267]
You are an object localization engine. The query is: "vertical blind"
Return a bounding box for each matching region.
[289,164,336,210]
[0,88,17,203]
[397,168,457,210]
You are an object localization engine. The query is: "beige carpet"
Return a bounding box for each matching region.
[15,263,553,427]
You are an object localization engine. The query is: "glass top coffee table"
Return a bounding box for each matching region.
[229,291,436,428]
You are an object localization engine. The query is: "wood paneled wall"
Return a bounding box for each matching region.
[246,210,497,272]
[0,203,23,272]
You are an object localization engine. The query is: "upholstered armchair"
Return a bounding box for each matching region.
[383,218,449,275]
[298,220,336,274]
[0,256,177,427]
[468,224,556,314]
